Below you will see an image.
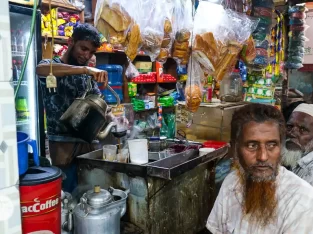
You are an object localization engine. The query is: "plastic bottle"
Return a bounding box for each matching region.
[16,60,22,81]
[220,69,243,103]
[17,30,24,52]
[11,30,17,53]
[12,60,18,81]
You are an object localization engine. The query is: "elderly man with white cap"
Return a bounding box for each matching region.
[283,103,313,186]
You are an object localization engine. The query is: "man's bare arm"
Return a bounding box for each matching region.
[36,63,108,84]
[36,63,87,77]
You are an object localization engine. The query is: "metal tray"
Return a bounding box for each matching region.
[77,144,228,180]
[146,146,228,180]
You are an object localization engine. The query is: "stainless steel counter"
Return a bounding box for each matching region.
[77,145,228,234]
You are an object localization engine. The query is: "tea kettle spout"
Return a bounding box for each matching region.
[97,122,117,140]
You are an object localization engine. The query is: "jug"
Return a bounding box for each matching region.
[17,132,39,175]
[60,79,121,143]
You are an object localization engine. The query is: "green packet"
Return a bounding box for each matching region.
[246,85,275,99]
[244,96,276,104]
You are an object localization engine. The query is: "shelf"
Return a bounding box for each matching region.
[158,81,177,84]
[13,81,28,86]
[12,52,26,57]
[133,81,157,84]
[41,0,83,12]
[42,35,69,44]
[16,120,30,126]
[134,106,175,113]
[96,50,150,57]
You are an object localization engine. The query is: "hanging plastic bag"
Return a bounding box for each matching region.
[185,57,204,113]
[156,0,175,64]
[94,0,142,61]
[192,1,258,81]
[125,60,140,79]
[171,0,193,65]
[135,0,170,62]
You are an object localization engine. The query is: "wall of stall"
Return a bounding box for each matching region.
[0,1,22,234]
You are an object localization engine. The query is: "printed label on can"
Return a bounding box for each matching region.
[21,195,60,217]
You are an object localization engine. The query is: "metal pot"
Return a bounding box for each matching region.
[60,81,120,143]
[73,186,128,234]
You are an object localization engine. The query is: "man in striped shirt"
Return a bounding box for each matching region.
[207,104,313,234]
[283,103,313,186]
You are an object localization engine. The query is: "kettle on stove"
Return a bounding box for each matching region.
[60,78,120,143]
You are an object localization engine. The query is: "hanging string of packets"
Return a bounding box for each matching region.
[267,10,285,83]
[285,4,308,69]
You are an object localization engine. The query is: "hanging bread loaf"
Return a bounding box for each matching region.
[175,30,191,43]
[96,19,127,45]
[185,85,202,113]
[164,18,173,34]
[125,23,141,61]
[161,35,171,48]
[100,3,132,32]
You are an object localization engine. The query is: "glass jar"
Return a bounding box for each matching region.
[220,69,243,103]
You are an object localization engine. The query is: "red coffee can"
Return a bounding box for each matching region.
[20,166,62,234]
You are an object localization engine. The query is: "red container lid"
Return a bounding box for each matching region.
[203,140,227,149]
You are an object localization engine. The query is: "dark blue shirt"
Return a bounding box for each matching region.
[39,57,101,141]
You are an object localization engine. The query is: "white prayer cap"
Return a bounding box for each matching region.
[292,103,313,117]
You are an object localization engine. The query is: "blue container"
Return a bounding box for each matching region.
[96,64,123,86]
[17,132,39,175]
[101,86,123,103]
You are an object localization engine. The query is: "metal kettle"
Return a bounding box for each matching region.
[73,185,128,234]
[61,191,77,234]
[60,79,120,143]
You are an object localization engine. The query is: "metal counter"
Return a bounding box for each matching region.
[77,145,228,234]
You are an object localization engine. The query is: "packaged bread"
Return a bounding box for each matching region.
[172,49,186,59]
[175,29,191,43]
[157,48,170,63]
[100,3,132,32]
[96,19,127,45]
[193,33,219,69]
[240,36,256,63]
[185,85,202,113]
[125,23,141,61]
[164,18,173,34]
[161,35,171,48]
[141,28,163,49]
[214,41,243,81]
[173,41,189,51]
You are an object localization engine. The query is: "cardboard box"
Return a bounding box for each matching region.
[135,62,153,73]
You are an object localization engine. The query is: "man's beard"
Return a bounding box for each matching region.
[282,138,313,168]
[234,161,278,228]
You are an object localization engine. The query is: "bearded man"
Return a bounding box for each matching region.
[206,104,313,234]
[283,103,313,185]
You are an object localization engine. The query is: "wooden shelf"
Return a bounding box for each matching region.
[95,50,150,57]
[42,35,69,44]
[41,0,83,12]
[158,81,177,84]
[134,106,175,113]
[133,82,157,84]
